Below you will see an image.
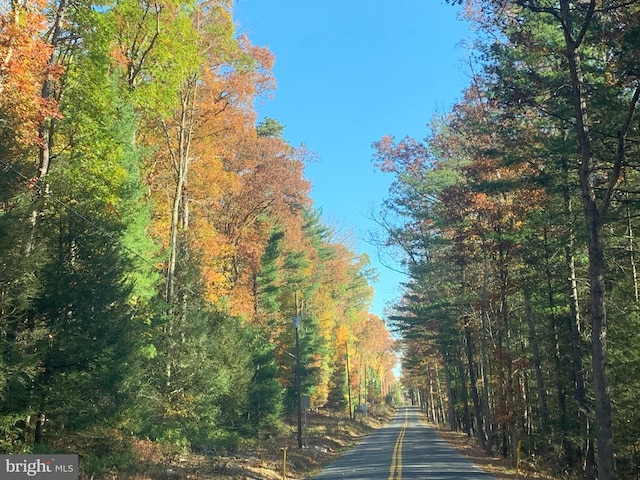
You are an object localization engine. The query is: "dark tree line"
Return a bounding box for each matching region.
[376,1,640,479]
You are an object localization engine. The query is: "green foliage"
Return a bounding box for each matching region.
[243,332,284,436]
[326,359,348,411]
[257,117,285,138]
[256,228,285,315]
[75,432,138,477]
[0,0,383,471]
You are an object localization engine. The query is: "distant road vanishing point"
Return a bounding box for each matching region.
[309,406,497,480]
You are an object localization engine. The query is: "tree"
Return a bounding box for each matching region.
[451,2,640,476]
[0,0,392,466]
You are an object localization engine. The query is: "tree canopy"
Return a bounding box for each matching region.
[379,1,640,478]
[0,0,396,472]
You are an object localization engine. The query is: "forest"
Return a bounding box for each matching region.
[0,0,397,475]
[377,1,640,479]
[4,0,640,479]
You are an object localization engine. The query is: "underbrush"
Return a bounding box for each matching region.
[70,405,394,479]
[43,406,566,479]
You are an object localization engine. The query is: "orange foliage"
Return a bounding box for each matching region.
[438,90,547,258]
[0,0,61,147]
[142,6,312,317]
[204,132,311,317]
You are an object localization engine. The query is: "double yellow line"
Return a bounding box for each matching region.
[388,409,409,480]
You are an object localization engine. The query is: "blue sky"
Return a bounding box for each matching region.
[234,1,473,318]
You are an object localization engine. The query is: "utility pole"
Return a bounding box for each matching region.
[294,292,303,449]
[346,342,352,420]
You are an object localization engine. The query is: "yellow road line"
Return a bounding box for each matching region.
[388,409,409,480]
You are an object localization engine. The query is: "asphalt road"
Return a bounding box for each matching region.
[308,406,497,480]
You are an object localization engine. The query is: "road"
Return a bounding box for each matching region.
[308,406,496,480]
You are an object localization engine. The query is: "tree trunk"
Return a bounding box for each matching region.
[435,364,446,425]
[34,413,46,445]
[522,283,548,432]
[584,205,613,480]
[427,367,437,424]
[28,0,66,251]
[165,76,197,304]
[496,239,514,459]
[559,2,613,475]
[461,264,486,446]
[626,200,639,302]
[561,155,596,479]
[458,354,472,435]
[443,353,457,431]
[36,0,66,182]
[464,317,486,449]
[480,263,494,454]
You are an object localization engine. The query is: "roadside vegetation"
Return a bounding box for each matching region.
[68,406,393,479]
[66,405,560,479]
